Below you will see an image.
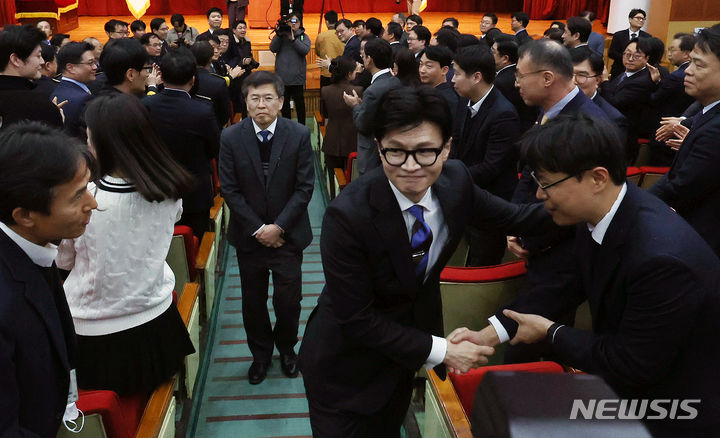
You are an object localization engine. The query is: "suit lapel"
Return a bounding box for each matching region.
[427,170,462,279]
[266,118,287,186]
[674,104,720,166]
[459,90,496,160]
[240,119,266,185]
[369,176,417,293]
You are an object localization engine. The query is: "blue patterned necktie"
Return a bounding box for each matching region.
[259,130,271,143]
[408,205,433,281]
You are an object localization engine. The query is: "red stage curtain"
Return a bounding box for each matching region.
[78,0,522,16]
[1,2,18,27]
[524,0,610,23]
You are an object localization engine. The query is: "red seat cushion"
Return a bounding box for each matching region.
[626,166,642,177]
[448,361,565,416]
[345,152,358,183]
[440,260,527,283]
[16,0,76,12]
[639,166,670,175]
[173,225,198,279]
[76,390,148,438]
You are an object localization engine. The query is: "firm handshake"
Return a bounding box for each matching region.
[442,309,556,374]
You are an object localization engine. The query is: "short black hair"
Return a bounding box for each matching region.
[337,19,352,30]
[519,39,573,79]
[104,19,127,33]
[0,25,45,70]
[330,55,357,83]
[543,27,564,43]
[170,14,185,27]
[57,42,95,74]
[0,121,93,224]
[569,47,604,75]
[483,12,498,25]
[324,10,338,24]
[628,9,646,19]
[159,46,196,85]
[567,16,592,43]
[364,37,393,69]
[196,33,221,45]
[551,21,566,31]
[374,86,452,145]
[580,10,595,22]
[101,38,149,86]
[139,32,159,46]
[695,26,720,62]
[242,70,285,97]
[511,11,530,28]
[150,17,166,32]
[458,33,479,48]
[393,48,421,87]
[483,27,502,47]
[233,19,247,29]
[644,37,665,65]
[673,33,696,52]
[207,7,223,17]
[423,44,453,68]
[40,43,57,63]
[442,17,459,28]
[50,33,70,47]
[386,22,403,41]
[365,18,384,38]
[130,20,146,33]
[353,19,365,28]
[190,41,214,66]
[453,44,496,83]
[494,34,519,64]
[412,25,431,47]
[434,27,460,53]
[525,114,626,185]
[407,14,423,25]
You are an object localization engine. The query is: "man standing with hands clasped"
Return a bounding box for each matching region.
[219,71,314,385]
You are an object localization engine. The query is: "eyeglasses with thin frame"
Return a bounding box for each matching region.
[573,72,601,84]
[74,59,97,67]
[530,170,583,191]
[248,96,278,105]
[622,51,645,60]
[514,69,546,81]
[631,15,646,21]
[380,147,444,167]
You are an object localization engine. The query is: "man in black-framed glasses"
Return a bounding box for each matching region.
[300,85,553,437]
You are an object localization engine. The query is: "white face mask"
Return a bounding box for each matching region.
[63,402,84,433]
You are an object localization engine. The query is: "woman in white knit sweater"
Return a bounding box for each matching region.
[57,94,196,395]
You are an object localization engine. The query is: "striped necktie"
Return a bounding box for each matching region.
[408,205,433,281]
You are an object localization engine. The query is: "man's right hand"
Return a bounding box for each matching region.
[507,236,530,261]
[443,340,494,374]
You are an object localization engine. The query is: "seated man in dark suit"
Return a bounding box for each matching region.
[649,25,720,258]
[452,114,720,438]
[143,47,220,238]
[570,48,628,141]
[451,45,521,265]
[647,32,696,165]
[419,45,458,122]
[300,85,554,437]
[408,25,431,60]
[219,71,314,384]
[607,8,651,79]
[0,24,63,130]
[510,11,533,46]
[0,122,98,437]
[600,37,658,161]
[190,41,232,128]
[51,42,98,138]
[491,34,539,133]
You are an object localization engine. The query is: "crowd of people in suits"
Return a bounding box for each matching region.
[1,5,720,438]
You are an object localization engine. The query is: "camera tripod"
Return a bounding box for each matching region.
[317,0,345,33]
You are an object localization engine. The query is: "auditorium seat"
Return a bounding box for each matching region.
[166,225,199,295]
[638,166,670,190]
[439,261,527,338]
[345,152,358,184]
[634,138,651,166]
[626,166,643,186]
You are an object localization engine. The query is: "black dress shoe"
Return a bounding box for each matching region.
[248,361,270,384]
[280,351,299,378]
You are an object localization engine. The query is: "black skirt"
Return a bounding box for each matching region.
[75,303,195,396]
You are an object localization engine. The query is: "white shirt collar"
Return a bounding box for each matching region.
[703,99,720,114]
[61,77,91,94]
[545,86,580,120]
[467,85,494,117]
[372,68,391,84]
[514,28,525,35]
[388,180,433,213]
[497,63,516,74]
[587,183,627,244]
[629,29,640,37]
[576,43,588,48]
[625,66,646,78]
[0,222,58,267]
[590,90,598,100]
[252,117,278,141]
[390,41,400,45]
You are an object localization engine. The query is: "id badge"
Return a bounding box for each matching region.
[67,369,78,404]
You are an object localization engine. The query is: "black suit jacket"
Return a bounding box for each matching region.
[195,67,231,128]
[649,103,720,257]
[608,28,651,78]
[218,117,314,252]
[552,184,720,435]
[0,75,63,130]
[650,62,694,118]
[343,35,362,64]
[600,68,658,139]
[50,79,94,138]
[299,160,551,414]
[451,87,521,199]
[143,89,220,213]
[0,231,76,437]
[593,93,629,142]
[514,29,533,46]
[494,64,539,133]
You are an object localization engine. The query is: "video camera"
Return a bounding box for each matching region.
[275,16,292,37]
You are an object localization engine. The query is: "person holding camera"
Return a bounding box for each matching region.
[270,14,311,125]
[167,14,199,48]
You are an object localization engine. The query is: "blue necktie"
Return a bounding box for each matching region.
[259,130,271,143]
[408,205,433,281]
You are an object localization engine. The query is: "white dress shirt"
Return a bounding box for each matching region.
[251,117,280,235]
[371,68,391,84]
[60,77,91,94]
[467,85,494,118]
[703,99,720,115]
[0,222,57,267]
[388,181,449,369]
